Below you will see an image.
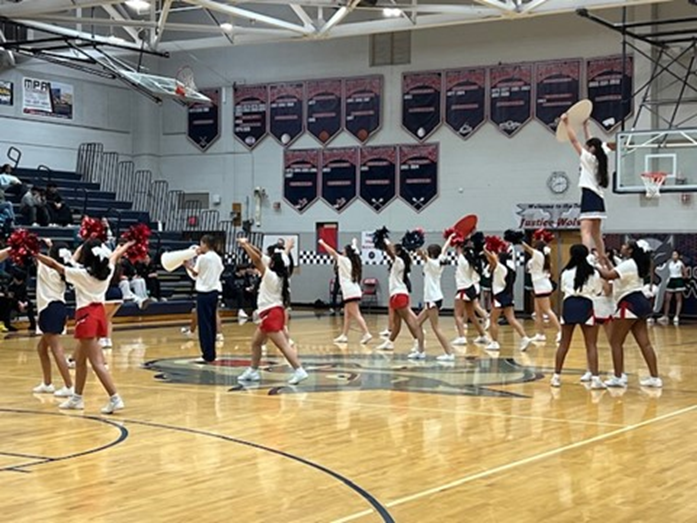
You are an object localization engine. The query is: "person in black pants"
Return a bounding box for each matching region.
[329,261,341,314]
[136,253,161,301]
[185,235,224,363]
[1,270,36,332]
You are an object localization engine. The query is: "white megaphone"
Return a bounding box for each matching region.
[161,246,198,272]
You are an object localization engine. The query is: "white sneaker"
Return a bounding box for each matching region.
[53,386,74,398]
[360,333,373,345]
[32,383,55,394]
[550,373,561,387]
[451,337,467,346]
[238,310,248,319]
[334,334,349,343]
[519,336,533,351]
[238,367,261,381]
[673,316,679,326]
[376,340,394,351]
[473,335,489,344]
[181,327,194,337]
[485,341,500,351]
[657,316,669,326]
[555,331,562,344]
[436,353,455,362]
[639,376,663,388]
[216,333,225,342]
[604,375,626,388]
[288,367,308,385]
[59,395,84,410]
[101,395,125,414]
[379,329,391,338]
[531,334,546,342]
[407,350,426,360]
[590,376,607,390]
[101,338,113,349]
[579,371,593,383]
[620,373,628,386]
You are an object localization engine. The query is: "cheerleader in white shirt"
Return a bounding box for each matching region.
[32,239,73,398]
[596,240,662,388]
[562,114,610,262]
[36,238,134,414]
[550,244,605,389]
[376,240,425,352]
[483,247,532,351]
[318,238,372,344]
[236,238,308,385]
[411,237,455,361]
[521,240,561,343]
[659,250,688,325]
[452,239,489,345]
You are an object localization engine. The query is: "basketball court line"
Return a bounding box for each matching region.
[332,404,697,523]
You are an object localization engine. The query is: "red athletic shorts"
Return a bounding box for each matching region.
[259,306,285,333]
[389,293,410,310]
[74,303,108,339]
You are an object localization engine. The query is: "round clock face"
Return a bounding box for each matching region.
[547,172,570,194]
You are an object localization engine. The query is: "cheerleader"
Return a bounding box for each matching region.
[483,247,532,351]
[521,240,561,342]
[550,244,605,389]
[32,239,73,397]
[595,240,662,387]
[376,240,425,352]
[412,237,455,361]
[659,250,688,325]
[561,114,609,262]
[318,238,372,344]
[452,238,489,346]
[236,238,308,385]
[36,239,134,413]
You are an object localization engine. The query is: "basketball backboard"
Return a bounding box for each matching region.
[614,128,697,194]
[118,70,211,105]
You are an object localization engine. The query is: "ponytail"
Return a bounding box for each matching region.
[564,244,594,291]
[270,252,291,306]
[345,245,362,283]
[395,243,412,291]
[79,239,112,281]
[535,241,552,272]
[628,241,652,279]
[586,138,608,188]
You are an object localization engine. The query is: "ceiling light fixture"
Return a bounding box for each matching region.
[382,7,403,18]
[125,0,150,11]
[220,22,233,32]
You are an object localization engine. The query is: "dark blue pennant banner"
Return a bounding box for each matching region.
[587,55,633,132]
[489,63,533,137]
[306,78,343,146]
[233,84,268,150]
[444,67,487,140]
[398,144,439,213]
[359,146,397,212]
[344,76,382,144]
[402,71,443,141]
[535,59,581,135]
[321,147,358,212]
[269,82,305,146]
[187,88,220,152]
[284,149,319,213]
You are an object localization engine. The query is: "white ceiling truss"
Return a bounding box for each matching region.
[0,0,675,54]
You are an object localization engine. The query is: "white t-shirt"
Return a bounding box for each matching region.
[492,263,508,295]
[455,253,480,290]
[561,267,602,299]
[594,281,616,319]
[613,259,644,301]
[668,260,685,279]
[257,268,283,313]
[579,149,604,197]
[337,255,362,300]
[65,265,114,310]
[527,249,553,293]
[37,263,66,313]
[192,251,223,293]
[389,257,409,297]
[423,257,445,303]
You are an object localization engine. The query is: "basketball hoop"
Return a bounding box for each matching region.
[175,65,198,99]
[641,172,667,198]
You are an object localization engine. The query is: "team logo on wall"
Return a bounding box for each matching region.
[587,55,634,132]
[398,143,439,212]
[283,149,319,213]
[489,63,533,137]
[402,71,443,141]
[233,84,268,149]
[344,76,382,144]
[187,88,220,151]
[444,67,487,140]
[535,59,581,134]
[359,145,397,212]
[144,353,541,397]
[269,82,305,146]
[514,203,581,230]
[320,147,358,212]
[306,78,343,145]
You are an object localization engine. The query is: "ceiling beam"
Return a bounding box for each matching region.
[102,4,142,44]
[152,0,173,48]
[0,0,124,18]
[290,5,315,30]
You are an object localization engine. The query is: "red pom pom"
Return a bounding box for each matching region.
[7,229,40,266]
[532,228,555,244]
[120,223,152,262]
[443,227,465,247]
[485,235,509,254]
[79,216,107,242]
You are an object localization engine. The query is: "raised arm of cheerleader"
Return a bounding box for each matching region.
[238,238,265,275]
[562,113,583,156]
[36,253,65,275]
[318,239,339,260]
[383,239,396,261]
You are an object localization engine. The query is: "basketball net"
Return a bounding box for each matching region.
[175,65,197,98]
[641,172,667,199]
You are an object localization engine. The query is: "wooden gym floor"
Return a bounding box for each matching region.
[1,312,696,522]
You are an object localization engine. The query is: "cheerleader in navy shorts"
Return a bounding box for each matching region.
[659,250,688,325]
[521,240,561,343]
[483,248,532,351]
[32,239,73,398]
[451,238,489,345]
[551,244,605,389]
[36,238,134,413]
[596,240,662,388]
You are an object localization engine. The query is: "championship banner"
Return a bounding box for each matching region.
[535,59,581,134]
[587,55,634,132]
[0,80,13,106]
[22,77,73,120]
[321,147,358,212]
[187,88,220,152]
[402,71,443,141]
[489,63,533,137]
[344,76,382,143]
[233,84,268,149]
[514,203,581,230]
[444,67,486,140]
[399,144,439,212]
[359,146,397,212]
[283,149,319,213]
[306,78,343,145]
[269,82,305,146]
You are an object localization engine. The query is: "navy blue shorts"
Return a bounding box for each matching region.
[580,188,606,220]
[493,291,514,309]
[456,285,479,302]
[562,297,595,326]
[106,286,123,302]
[38,301,67,335]
[616,291,653,320]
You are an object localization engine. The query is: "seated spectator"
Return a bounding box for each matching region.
[45,182,60,203]
[0,269,36,332]
[118,256,151,309]
[0,188,15,232]
[223,264,259,319]
[20,186,50,226]
[0,164,29,198]
[136,253,161,301]
[102,217,116,250]
[48,195,73,226]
